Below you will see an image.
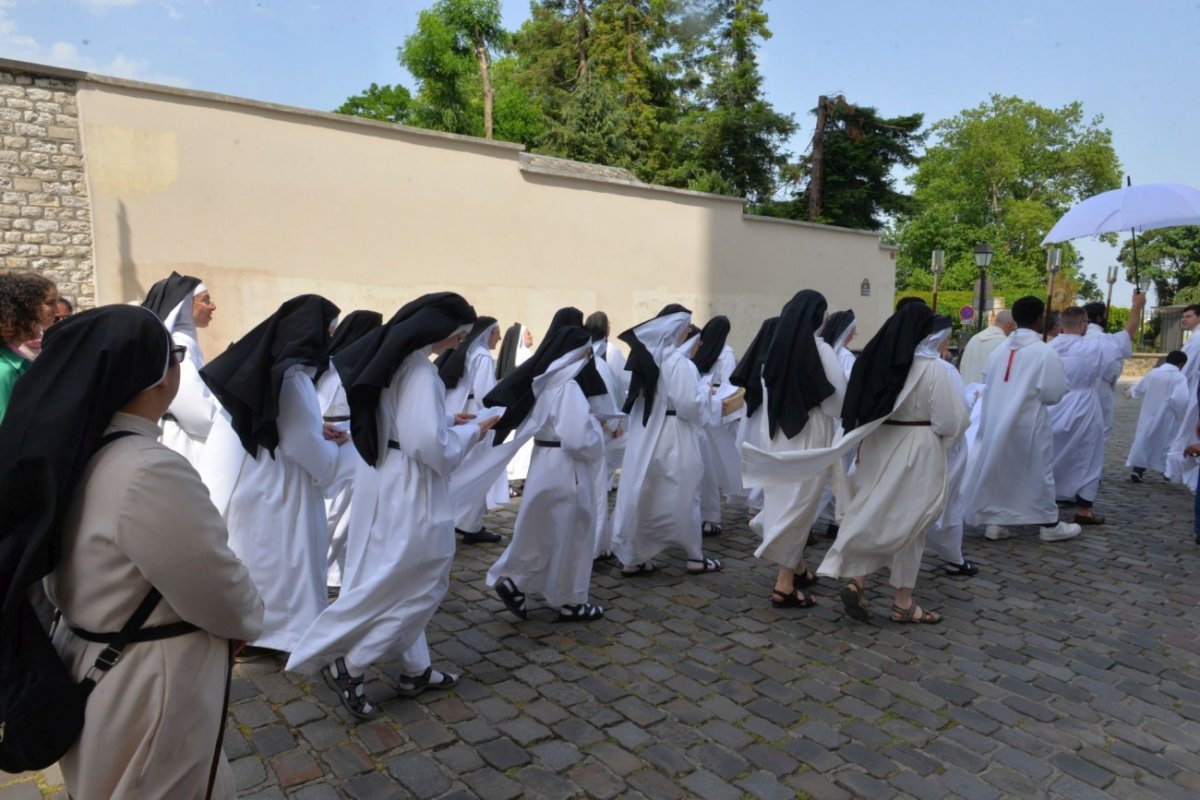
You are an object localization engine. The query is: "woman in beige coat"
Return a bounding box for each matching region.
[1,305,263,800]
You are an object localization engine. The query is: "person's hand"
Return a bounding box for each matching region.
[322,423,349,445]
[1131,290,1147,313]
[454,413,476,426]
[475,415,498,440]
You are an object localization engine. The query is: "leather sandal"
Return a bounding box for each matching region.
[793,569,819,589]
[556,602,605,622]
[889,603,943,625]
[397,666,459,698]
[323,657,376,720]
[686,556,723,574]
[771,587,816,608]
[839,582,870,622]
[495,576,529,620]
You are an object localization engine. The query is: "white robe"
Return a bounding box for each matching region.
[699,345,743,519]
[199,365,350,652]
[286,351,479,676]
[816,343,857,522]
[1127,363,1189,472]
[1048,333,1113,503]
[159,295,219,469]
[1166,332,1200,489]
[958,325,1008,385]
[450,337,509,531]
[506,330,536,482]
[1084,322,1130,439]
[924,360,973,565]
[591,341,626,556]
[962,329,1067,526]
[612,325,721,566]
[317,364,358,589]
[487,353,605,607]
[752,337,846,568]
[48,413,263,800]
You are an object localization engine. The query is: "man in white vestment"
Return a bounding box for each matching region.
[1082,301,1134,441]
[1047,304,1140,525]
[287,294,494,719]
[1127,350,1189,481]
[958,309,1015,385]
[1165,305,1200,490]
[962,296,1082,542]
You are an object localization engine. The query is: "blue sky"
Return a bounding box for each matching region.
[4,0,1198,303]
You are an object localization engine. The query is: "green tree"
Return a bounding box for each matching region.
[759,97,924,230]
[1117,226,1200,304]
[399,0,507,138]
[537,75,633,166]
[895,95,1121,295]
[334,83,413,124]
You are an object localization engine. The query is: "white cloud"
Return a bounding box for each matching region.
[77,0,143,12]
[0,2,190,86]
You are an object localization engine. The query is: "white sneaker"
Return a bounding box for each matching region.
[984,525,1011,540]
[1039,521,1082,542]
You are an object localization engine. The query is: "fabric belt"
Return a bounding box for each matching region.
[161,413,178,423]
[323,415,350,423]
[387,439,401,450]
[883,420,931,426]
[534,439,561,448]
[71,620,200,644]
[665,409,678,417]
[468,393,475,400]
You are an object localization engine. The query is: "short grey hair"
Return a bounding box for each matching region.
[995,309,1013,326]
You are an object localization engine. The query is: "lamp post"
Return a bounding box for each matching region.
[973,242,994,333]
[1104,265,1118,328]
[1043,248,1062,341]
[930,249,945,312]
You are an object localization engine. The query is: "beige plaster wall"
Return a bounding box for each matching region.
[74,78,895,357]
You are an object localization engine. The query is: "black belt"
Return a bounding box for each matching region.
[884,420,931,426]
[162,413,178,423]
[665,409,677,417]
[468,393,475,400]
[71,620,199,644]
[323,415,350,423]
[534,439,561,448]
[388,439,400,450]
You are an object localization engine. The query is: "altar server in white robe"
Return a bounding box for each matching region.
[612,305,724,575]
[488,326,607,621]
[729,316,779,516]
[749,291,846,608]
[1048,305,1139,524]
[694,315,742,534]
[1165,305,1200,489]
[287,293,492,718]
[588,322,627,557]
[922,320,978,576]
[743,303,969,624]
[814,309,857,537]
[1,305,263,800]
[141,272,220,469]
[962,296,1080,542]
[441,316,509,544]
[958,309,1014,385]
[1127,350,1189,480]
[318,311,383,590]
[199,295,353,654]
[1083,301,1134,440]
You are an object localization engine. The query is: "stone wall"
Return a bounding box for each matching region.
[0,67,94,308]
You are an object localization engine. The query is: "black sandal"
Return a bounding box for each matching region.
[941,559,978,577]
[322,657,376,720]
[701,521,723,537]
[793,569,819,589]
[397,666,459,698]
[839,582,871,622]
[621,562,657,577]
[495,576,529,620]
[556,602,605,622]
[771,587,816,608]
[686,556,723,574]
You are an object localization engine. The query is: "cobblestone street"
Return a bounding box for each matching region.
[5,388,1200,800]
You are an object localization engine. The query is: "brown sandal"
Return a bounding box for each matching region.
[839,582,870,622]
[771,587,816,608]
[889,603,942,625]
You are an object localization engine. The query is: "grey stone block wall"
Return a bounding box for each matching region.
[0,67,94,308]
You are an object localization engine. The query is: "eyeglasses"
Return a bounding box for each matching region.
[170,345,188,365]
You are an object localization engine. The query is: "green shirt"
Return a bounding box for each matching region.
[0,346,30,423]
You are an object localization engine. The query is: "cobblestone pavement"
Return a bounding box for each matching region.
[6,389,1200,799]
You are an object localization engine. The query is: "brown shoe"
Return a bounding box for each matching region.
[1073,513,1105,525]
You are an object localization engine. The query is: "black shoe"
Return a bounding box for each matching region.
[1130,472,1143,483]
[941,559,979,577]
[701,521,723,537]
[822,523,839,540]
[457,527,501,544]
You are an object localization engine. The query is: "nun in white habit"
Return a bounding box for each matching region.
[487,325,607,621]
[498,323,537,485]
[587,323,627,558]
[814,309,857,536]
[748,291,846,608]
[611,304,724,575]
[729,316,779,516]
[198,295,353,654]
[318,311,383,589]
[286,293,491,719]
[693,315,742,534]
[440,316,509,544]
[141,272,220,469]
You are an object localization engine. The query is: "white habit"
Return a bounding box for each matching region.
[1048,333,1122,502]
[963,329,1067,526]
[287,350,479,676]
[449,324,509,532]
[699,344,744,520]
[48,413,263,800]
[1127,362,1189,473]
[923,360,974,566]
[200,365,350,652]
[160,283,219,469]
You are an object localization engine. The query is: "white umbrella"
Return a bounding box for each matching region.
[1042,182,1200,244]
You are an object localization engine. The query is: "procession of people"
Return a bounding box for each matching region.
[0,267,1189,798]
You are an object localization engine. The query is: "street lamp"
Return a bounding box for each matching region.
[1104,265,1118,326]
[1043,248,1062,341]
[973,242,994,333]
[930,250,945,312]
